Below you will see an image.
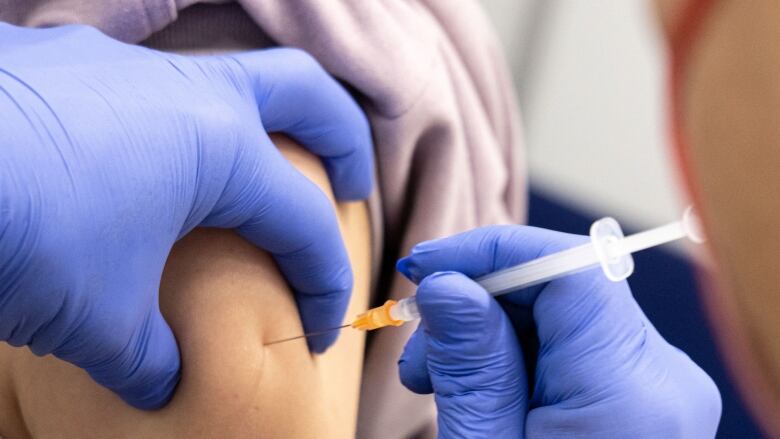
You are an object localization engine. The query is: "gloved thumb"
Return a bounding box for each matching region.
[400,271,527,437]
[53,301,181,410]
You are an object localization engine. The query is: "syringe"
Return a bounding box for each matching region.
[350,206,705,331]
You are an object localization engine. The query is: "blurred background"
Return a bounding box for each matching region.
[480,1,763,437]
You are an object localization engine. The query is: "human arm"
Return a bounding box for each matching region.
[0,136,372,438]
[0,23,372,409]
[397,226,722,438]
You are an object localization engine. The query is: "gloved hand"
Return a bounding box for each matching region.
[0,24,372,409]
[397,226,722,438]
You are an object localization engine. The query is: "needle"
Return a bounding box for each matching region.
[264,324,351,346]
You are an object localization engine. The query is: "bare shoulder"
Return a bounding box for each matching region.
[0,135,372,438]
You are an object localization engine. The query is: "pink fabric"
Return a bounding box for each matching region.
[1,1,526,436]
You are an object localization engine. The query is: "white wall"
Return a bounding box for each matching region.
[482,0,687,229]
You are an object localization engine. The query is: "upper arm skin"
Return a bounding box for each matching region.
[0,135,372,438]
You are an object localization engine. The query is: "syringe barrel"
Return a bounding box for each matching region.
[389,296,420,322]
[476,243,600,296]
[388,244,601,322]
[384,207,698,327]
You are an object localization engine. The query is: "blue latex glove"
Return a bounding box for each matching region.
[0,24,372,409]
[398,226,722,438]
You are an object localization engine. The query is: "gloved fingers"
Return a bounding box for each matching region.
[397,225,587,306]
[202,131,351,353]
[227,48,374,201]
[416,272,526,392]
[398,325,433,394]
[396,225,644,355]
[54,303,181,410]
[413,271,527,436]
